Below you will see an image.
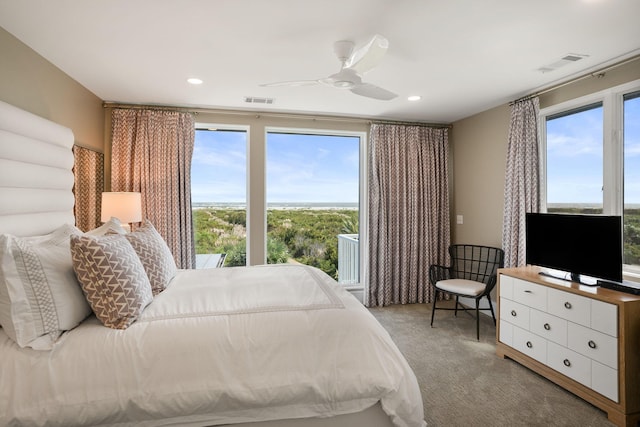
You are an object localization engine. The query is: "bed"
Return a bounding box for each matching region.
[0,100,426,427]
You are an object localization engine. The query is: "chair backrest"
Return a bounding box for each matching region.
[449,245,505,292]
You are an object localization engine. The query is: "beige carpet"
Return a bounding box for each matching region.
[369,302,615,427]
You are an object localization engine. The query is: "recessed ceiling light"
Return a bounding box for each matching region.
[187,78,203,85]
[407,95,421,101]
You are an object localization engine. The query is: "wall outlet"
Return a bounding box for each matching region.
[456,215,464,225]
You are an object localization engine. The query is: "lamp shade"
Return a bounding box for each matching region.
[101,192,142,223]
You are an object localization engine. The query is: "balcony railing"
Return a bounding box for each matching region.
[195,253,226,269]
[338,234,359,285]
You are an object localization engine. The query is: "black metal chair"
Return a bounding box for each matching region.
[429,244,505,340]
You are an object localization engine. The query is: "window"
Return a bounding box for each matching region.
[545,103,603,213]
[540,80,640,278]
[623,91,640,268]
[191,128,247,268]
[266,131,361,284]
[190,122,367,293]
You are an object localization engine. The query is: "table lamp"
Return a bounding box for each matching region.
[100,192,142,231]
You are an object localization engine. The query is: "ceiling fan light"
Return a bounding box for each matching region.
[334,80,355,89]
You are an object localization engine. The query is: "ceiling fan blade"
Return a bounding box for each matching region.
[260,80,320,87]
[350,83,397,101]
[345,34,389,74]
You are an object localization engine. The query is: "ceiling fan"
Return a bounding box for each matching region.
[261,34,397,101]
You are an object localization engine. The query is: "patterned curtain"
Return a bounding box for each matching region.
[502,97,540,268]
[73,146,104,232]
[368,123,450,307]
[110,108,196,269]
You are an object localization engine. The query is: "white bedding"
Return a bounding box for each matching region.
[0,264,425,427]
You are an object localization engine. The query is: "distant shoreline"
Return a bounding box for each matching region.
[192,202,358,210]
[548,203,640,209]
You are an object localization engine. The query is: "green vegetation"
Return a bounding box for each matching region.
[547,207,640,265]
[193,208,359,279]
[623,209,640,265]
[194,206,640,274]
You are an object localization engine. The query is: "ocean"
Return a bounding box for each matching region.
[192,202,358,210]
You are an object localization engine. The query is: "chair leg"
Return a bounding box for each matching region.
[454,296,459,317]
[430,290,438,327]
[487,295,496,325]
[475,298,480,340]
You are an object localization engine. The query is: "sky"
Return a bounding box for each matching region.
[546,94,640,206]
[191,94,639,206]
[190,130,360,204]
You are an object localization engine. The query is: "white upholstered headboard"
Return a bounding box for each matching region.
[0,100,75,237]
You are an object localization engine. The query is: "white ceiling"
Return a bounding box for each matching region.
[1,0,639,123]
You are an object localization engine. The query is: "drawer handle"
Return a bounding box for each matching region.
[524,290,532,293]
[564,301,572,309]
[563,359,571,367]
[526,341,533,348]
[544,323,551,331]
[511,310,517,317]
[588,340,597,349]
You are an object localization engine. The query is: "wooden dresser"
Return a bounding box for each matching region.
[496,266,640,427]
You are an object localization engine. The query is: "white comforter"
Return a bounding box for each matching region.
[0,264,425,427]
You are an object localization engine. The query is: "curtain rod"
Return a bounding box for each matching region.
[103,102,451,128]
[510,54,640,105]
[371,120,451,129]
[103,102,197,113]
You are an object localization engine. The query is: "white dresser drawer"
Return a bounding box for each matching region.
[592,360,619,402]
[568,322,618,369]
[499,274,514,300]
[591,299,617,337]
[547,288,590,327]
[547,341,591,388]
[512,278,547,311]
[495,269,638,420]
[530,308,568,346]
[500,298,530,330]
[499,319,514,346]
[513,327,546,363]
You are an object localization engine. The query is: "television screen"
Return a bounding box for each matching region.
[525,213,623,284]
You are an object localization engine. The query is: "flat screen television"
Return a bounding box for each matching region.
[525,212,623,285]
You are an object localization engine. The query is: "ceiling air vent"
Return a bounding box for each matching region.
[537,53,589,73]
[244,96,275,104]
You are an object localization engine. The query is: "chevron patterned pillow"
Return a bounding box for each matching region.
[70,234,153,329]
[125,220,177,295]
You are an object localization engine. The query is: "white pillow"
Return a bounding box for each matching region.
[0,224,92,350]
[85,217,127,236]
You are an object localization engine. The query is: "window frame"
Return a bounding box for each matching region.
[191,122,368,294]
[539,78,640,279]
[192,123,250,266]
[265,126,368,292]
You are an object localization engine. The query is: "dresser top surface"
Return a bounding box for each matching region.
[499,266,640,304]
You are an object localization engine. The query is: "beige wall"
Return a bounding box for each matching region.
[451,56,640,248]
[0,26,104,151]
[450,104,509,247]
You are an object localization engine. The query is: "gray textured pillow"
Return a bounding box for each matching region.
[70,234,153,329]
[124,220,177,295]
